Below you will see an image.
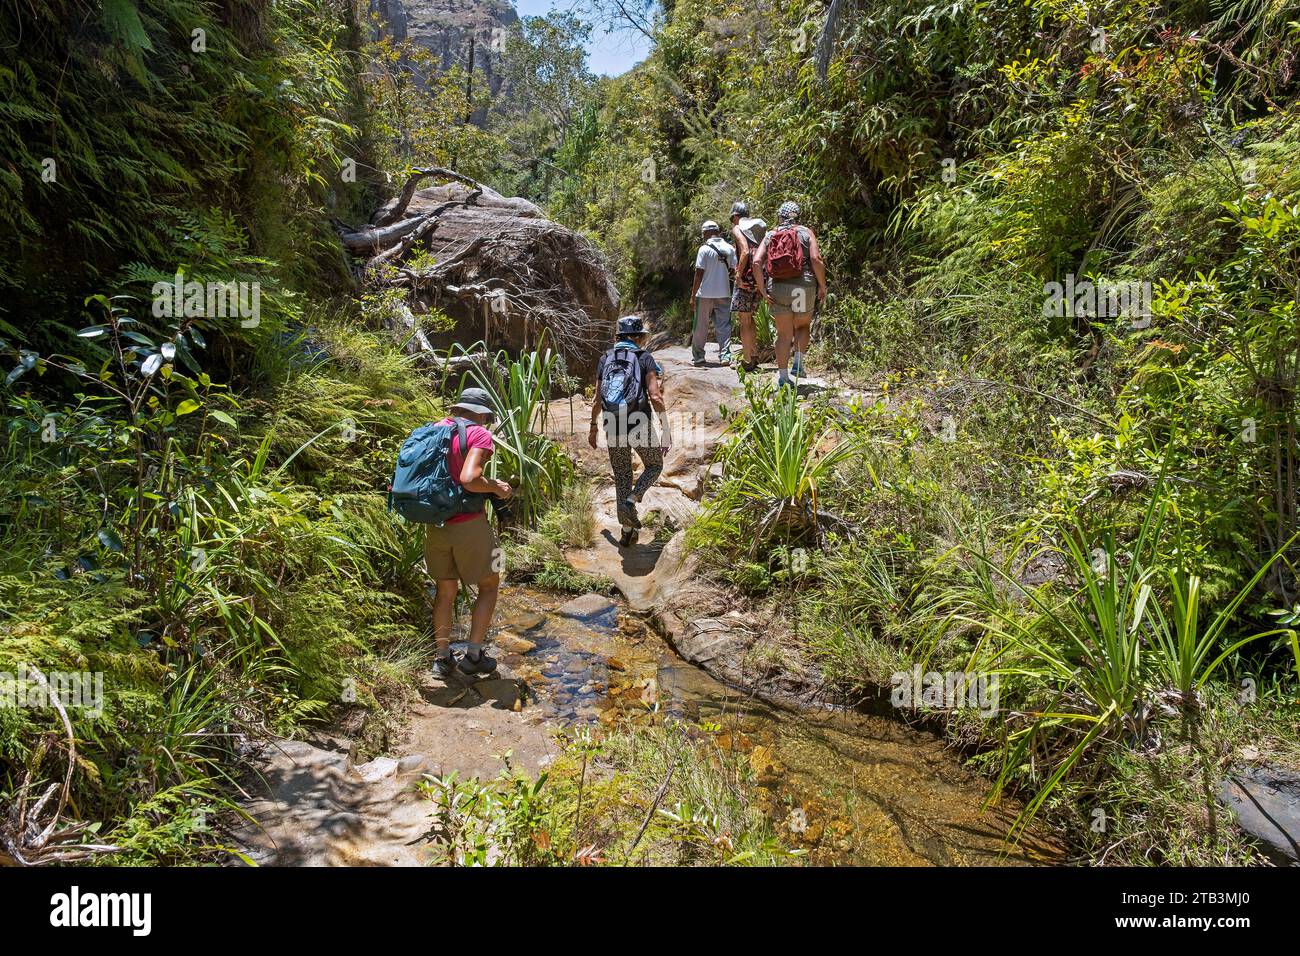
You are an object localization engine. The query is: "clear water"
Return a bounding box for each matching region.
[491,587,1061,866]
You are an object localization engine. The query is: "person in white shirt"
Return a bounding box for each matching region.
[688,220,737,367]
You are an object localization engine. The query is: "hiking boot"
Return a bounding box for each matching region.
[618,527,638,548]
[434,653,457,680]
[457,648,498,676]
[740,359,759,373]
[617,496,641,529]
[691,355,707,367]
[790,355,806,377]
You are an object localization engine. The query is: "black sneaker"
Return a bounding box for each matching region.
[618,527,638,548]
[457,649,498,676]
[740,360,759,373]
[434,654,457,679]
[617,496,641,529]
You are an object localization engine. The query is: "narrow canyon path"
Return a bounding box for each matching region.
[548,344,743,609]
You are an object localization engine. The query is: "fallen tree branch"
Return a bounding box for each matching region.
[374,166,484,227]
[1,667,118,866]
[337,214,433,256]
[367,214,441,273]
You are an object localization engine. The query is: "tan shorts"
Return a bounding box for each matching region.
[423,515,499,585]
[767,278,816,315]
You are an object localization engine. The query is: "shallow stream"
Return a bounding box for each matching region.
[492,586,1060,866]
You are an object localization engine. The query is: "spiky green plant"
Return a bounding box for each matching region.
[715,377,856,553]
[452,341,574,527]
[961,493,1298,842]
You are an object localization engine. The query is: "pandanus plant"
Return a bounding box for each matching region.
[720,377,855,555]
[959,492,1297,844]
[451,339,573,528]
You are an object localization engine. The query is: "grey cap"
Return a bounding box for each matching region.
[617,315,646,336]
[701,220,720,236]
[449,386,494,418]
[730,201,749,218]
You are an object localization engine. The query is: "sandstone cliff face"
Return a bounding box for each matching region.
[370,0,518,113]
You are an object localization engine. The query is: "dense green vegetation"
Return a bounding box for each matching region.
[4,0,1300,867]
[537,0,1300,863]
[0,0,682,865]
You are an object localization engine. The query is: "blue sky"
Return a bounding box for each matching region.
[513,0,652,77]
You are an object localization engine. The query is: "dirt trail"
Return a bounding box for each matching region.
[548,344,742,608]
[233,664,556,866]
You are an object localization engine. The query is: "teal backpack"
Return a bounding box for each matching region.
[387,418,486,525]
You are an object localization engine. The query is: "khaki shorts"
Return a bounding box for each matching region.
[423,515,499,585]
[767,278,816,315]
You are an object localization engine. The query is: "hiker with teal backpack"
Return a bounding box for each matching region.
[389,387,513,680]
[752,201,827,388]
[588,316,668,548]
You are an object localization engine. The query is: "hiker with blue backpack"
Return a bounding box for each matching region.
[389,387,513,680]
[752,201,827,388]
[588,316,668,548]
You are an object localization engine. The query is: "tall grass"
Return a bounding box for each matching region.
[714,377,856,552]
[959,498,1297,842]
[452,341,574,527]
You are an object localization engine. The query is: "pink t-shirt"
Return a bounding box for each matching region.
[442,417,494,523]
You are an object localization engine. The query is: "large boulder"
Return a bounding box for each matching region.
[379,182,619,379]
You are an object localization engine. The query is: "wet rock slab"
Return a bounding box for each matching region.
[556,593,618,627]
[1218,765,1300,863]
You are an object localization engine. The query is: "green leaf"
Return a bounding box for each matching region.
[100,0,154,52]
[210,410,237,428]
[176,398,201,416]
[97,527,124,553]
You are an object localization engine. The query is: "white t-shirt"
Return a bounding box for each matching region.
[694,239,737,298]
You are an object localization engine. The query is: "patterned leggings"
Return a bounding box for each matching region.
[608,443,664,505]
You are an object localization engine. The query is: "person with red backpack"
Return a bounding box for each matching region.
[588,315,669,548]
[753,201,827,388]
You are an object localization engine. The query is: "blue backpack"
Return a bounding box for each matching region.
[388,418,486,525]
[598,344,648,413]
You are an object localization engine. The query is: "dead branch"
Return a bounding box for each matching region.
[374,166,484,227]
[0,666,118,866]
[367,214,441,272]
[338,214,434,256]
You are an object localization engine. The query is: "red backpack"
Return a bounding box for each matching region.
[766,225,805,280]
